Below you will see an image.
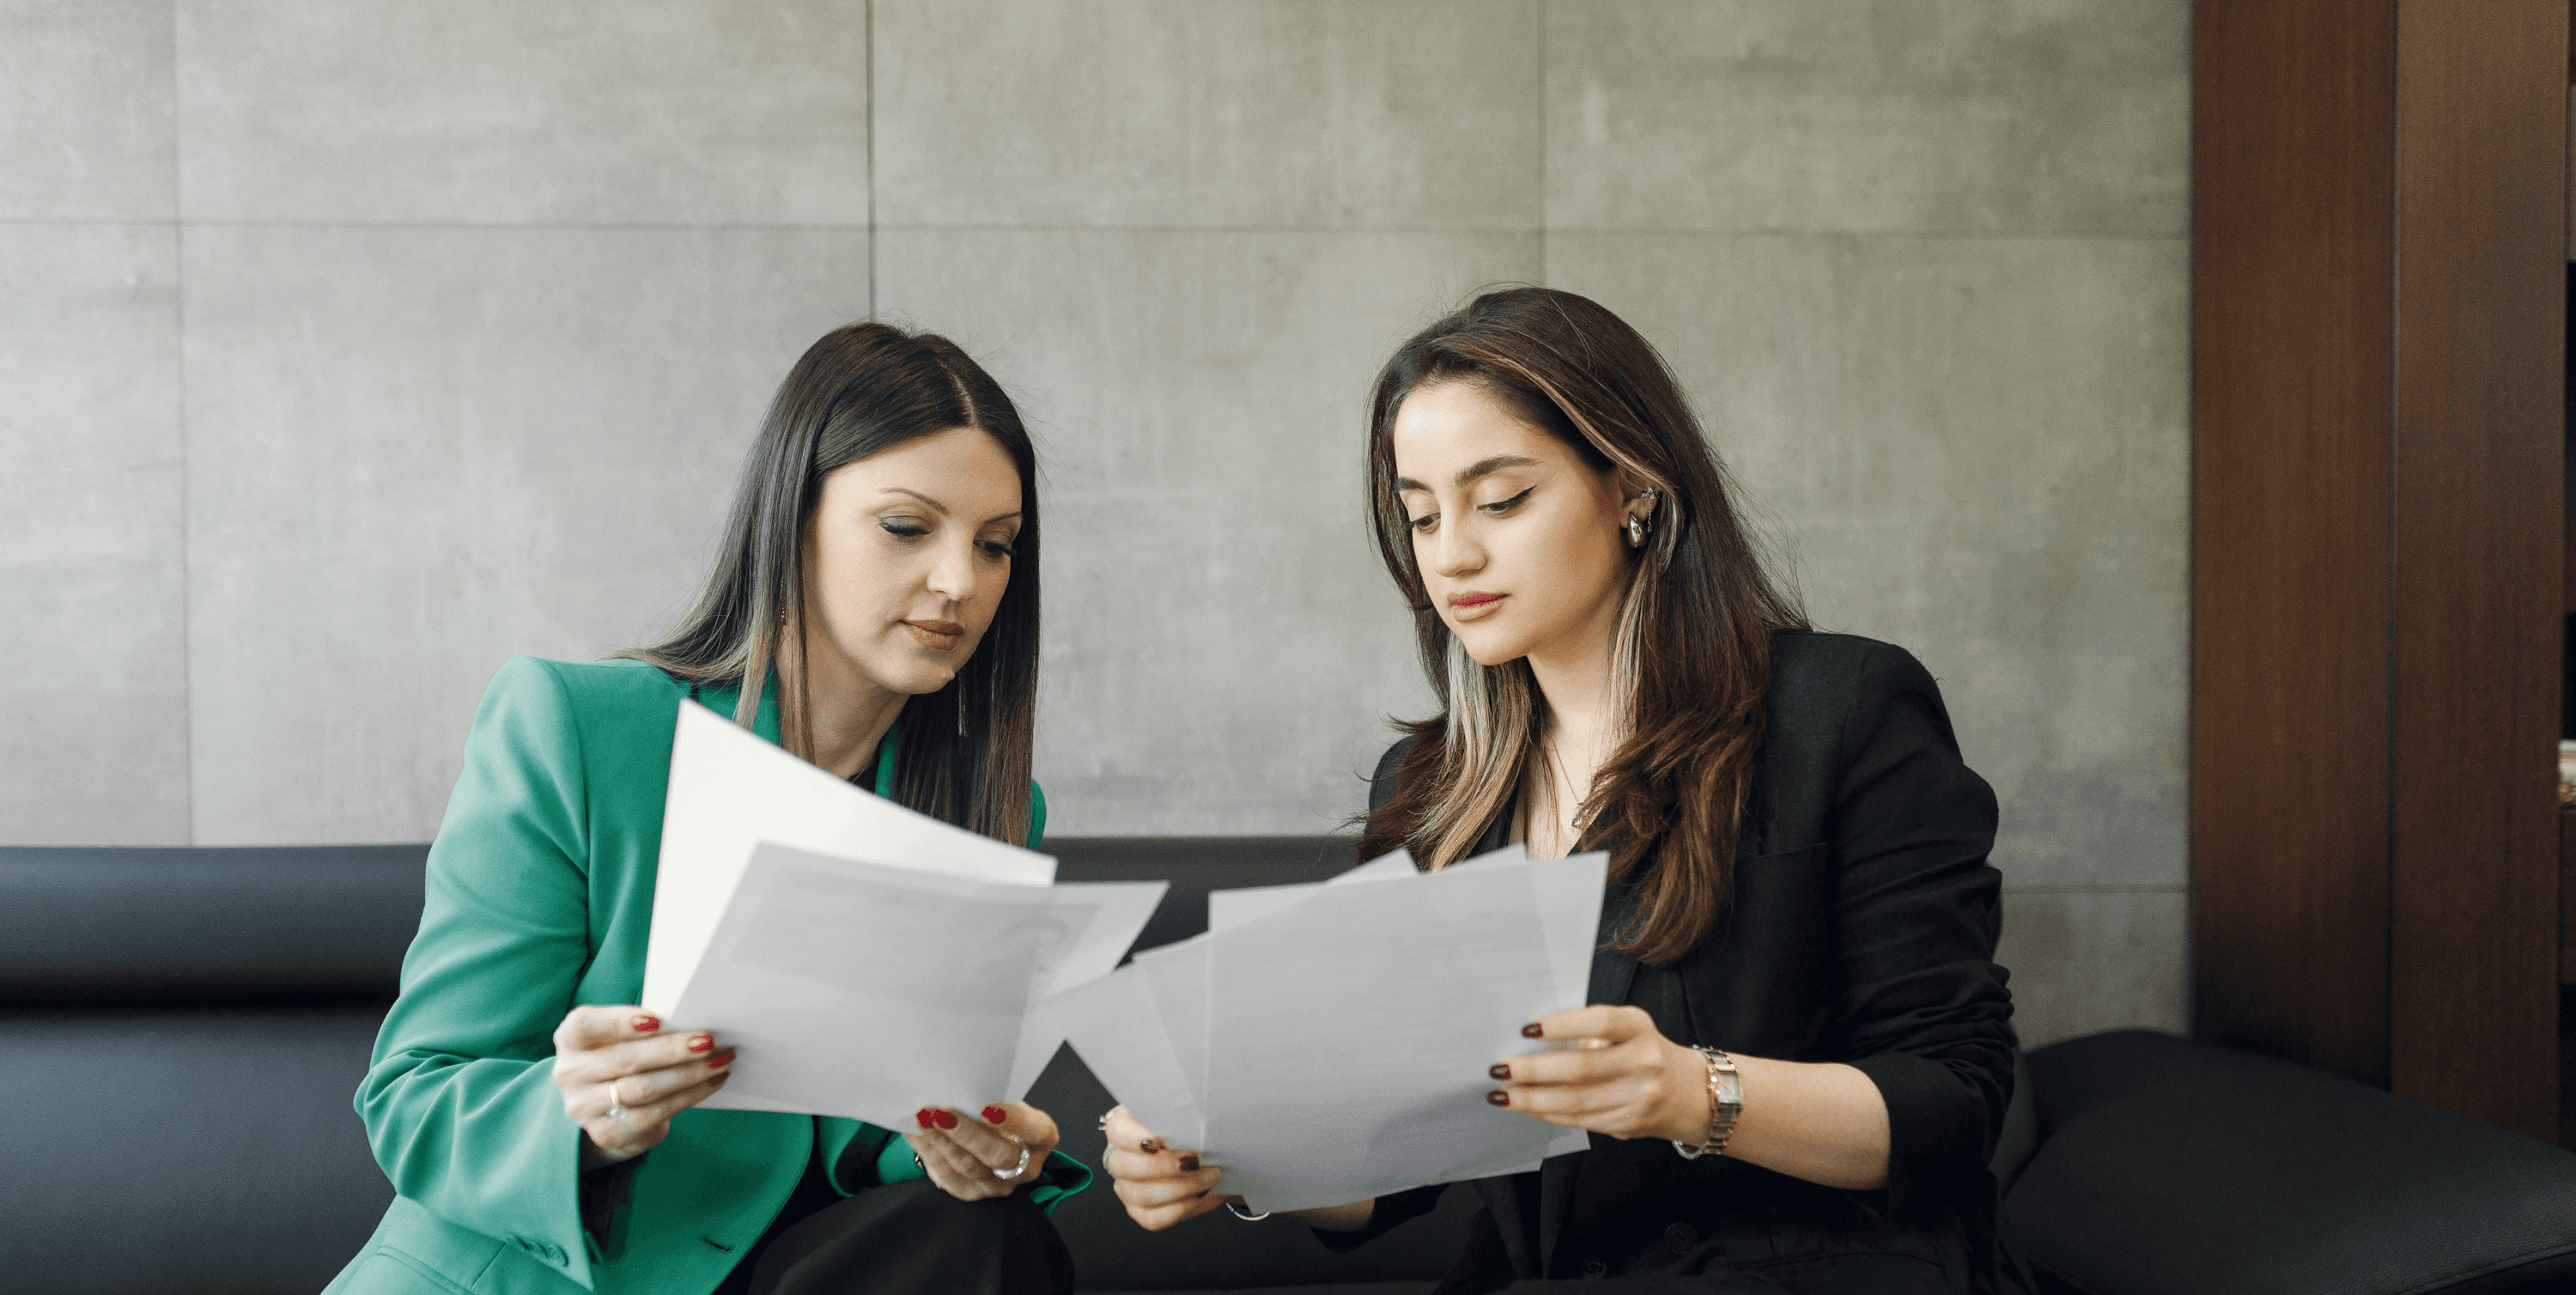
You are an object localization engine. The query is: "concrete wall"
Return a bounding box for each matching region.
[0,0,2187,1048]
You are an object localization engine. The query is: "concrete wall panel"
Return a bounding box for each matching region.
[0,0,175,221]
[874,0,1540,230]
[1545,0,2188,235]
[176,0,871,224]
[1997,888,2189,1046]
[0,223,189,843]
[180,225,869,843]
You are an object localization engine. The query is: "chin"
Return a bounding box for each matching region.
[861,656,963,698]
[1449,623,1534,669]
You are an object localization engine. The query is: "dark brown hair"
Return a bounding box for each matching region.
[623,321,1040,846]
[1356,287,1805,964]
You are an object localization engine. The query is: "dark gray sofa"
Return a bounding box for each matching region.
[4,840,2573,1295]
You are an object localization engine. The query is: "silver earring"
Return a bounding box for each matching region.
[957,684,968,738]
[1627,514,1646,547]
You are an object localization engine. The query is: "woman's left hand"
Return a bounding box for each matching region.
[905,1102,1060,1201]
[1485,1005,1707,1143]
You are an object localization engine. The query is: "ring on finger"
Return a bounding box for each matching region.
[995,1143,1033,1180]
[605,1079,629,1122]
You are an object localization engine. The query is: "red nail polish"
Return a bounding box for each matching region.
[1520,1023,1544,1039]
[634,1014,661,1033]
[686,1034,714,1053]
[710,1049,737,1068]
[1489,1063,1511,1080]
[916,1108,937,1129]
[982,1104,1007,1124]
[1178,1154,1200,1172]
[1486,1091,1510,1106]
[933,1109,958,1130]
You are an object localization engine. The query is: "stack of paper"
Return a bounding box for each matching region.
[644,701,1165,1130]
[1048,846,1609,1213]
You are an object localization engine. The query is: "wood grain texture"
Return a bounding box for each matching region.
[2190,0,2398,1086]
[2387,0,2567,1142]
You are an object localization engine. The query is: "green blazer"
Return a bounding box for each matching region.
[325,657,1078,1295]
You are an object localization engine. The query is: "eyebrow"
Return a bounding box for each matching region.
[1392,453,1543,494]
[878,487,1021,526]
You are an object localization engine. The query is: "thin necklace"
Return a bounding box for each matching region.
[1540,737,1590,832]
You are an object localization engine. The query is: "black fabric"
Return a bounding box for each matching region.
[742,1178,1076,1295]
[1342,632,2014,1295]
[2002,1030,2576,1295]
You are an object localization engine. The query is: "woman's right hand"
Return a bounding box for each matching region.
[1100,1106,1230,1230]
[551,1005,736,1170]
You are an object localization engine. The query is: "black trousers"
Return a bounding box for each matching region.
[713,1164,1075,1295]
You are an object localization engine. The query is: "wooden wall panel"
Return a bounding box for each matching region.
[2190,0,2398,1085]
[2387,0,2567,1142]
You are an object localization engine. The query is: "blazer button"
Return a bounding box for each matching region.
[1581,1259,1609,1278]
[1663,1221,1698,1249]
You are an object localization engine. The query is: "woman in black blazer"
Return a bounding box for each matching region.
[1104,286,2016,1294]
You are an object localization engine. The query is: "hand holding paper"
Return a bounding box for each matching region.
[645,701,1164,1128]
[1054,846,1608,1215]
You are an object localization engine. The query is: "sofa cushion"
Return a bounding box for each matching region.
[2002,1030,2576,1295]
[0,1007,396,1295]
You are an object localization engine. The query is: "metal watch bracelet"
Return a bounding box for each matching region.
[1671,1046,1741,1160]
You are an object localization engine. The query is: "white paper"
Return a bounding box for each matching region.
[644,699,1055,1016]
[1048,847,1607,1210]
[676,842,1163,1128]
[1204,876,1565,1213]
[1042,965,1206,1151]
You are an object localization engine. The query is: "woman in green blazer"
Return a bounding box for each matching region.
[327,323,1086,1295]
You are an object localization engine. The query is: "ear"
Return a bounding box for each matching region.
[1612,467,1656,520]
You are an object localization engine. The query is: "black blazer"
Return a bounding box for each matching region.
[1338,631,2014,1293]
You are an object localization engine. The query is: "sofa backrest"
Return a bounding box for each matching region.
[0,837,1475,1295]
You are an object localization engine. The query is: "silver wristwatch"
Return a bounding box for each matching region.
[1671,1046,1741,1160]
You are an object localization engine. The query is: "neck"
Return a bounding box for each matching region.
[1525,625,1619,774]
[780,626,908,781]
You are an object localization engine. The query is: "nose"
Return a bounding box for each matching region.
[926,534,981,606]
[1425,515,1484,581]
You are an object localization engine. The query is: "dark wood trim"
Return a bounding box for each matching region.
[2385,0,2566,1144]
[2193,0,2567,1139]
[2190,0,2399,1086]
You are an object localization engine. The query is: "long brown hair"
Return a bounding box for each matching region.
[1356,288,1805,964]
[623,321,1041,846]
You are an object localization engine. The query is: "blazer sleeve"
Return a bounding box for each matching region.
[355,658,606,1287]
[1822,642,2014,1215]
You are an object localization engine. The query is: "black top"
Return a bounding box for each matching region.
[1330,631,2014,1294]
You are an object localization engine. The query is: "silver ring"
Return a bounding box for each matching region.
[605,1082,627,1122]
[994,1144,1033,1180]
[1225,1201,1271,1221]
[1097,1111,1110,1133]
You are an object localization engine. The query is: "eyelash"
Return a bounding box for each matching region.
[1408,486,1534,532]
[878,518,1015,560]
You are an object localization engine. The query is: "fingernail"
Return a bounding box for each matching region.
[710,1049,737,1068]
[982,1104,1007,1124]
[1486,1091,1510,1107]
[1139,1138,1162,1154]
[1521,1023,1544,1039]
[686,1034,714,1053]
[932,1109,958,1130]
[1178,1154,1200,1172]
[634,1014,661,1033]
[916,1108,938,1129]
[1489,1063,1511,1080]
